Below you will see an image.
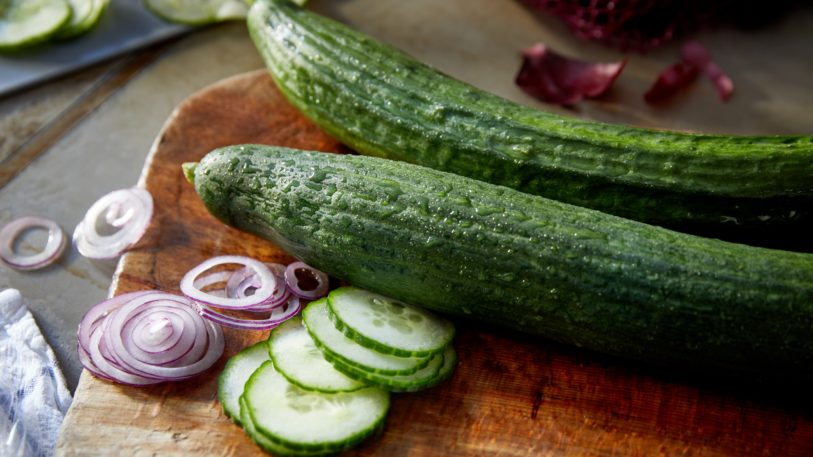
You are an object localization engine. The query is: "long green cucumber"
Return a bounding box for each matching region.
[186,145,813,378]
[246,0,813,242]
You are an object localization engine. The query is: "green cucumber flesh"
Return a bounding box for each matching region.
[328,287,454,357]
[330,344,456,393]
[217,340,269,425]
[0,0,71,51]
[247,0,813,240]
[143,0,248,25]
[303,299,432,375]
[239,396,333,457]
[189,145,813,378]
[56,0,109,39]
[243,360,390,452]
[269,316,366,393]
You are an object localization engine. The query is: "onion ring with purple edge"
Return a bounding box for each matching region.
[284,261,329,300]
[181,256,278,309]
[73,187,154,260]
[0,216,66,270]
[196,296,302,330]
[77,290,155,369]
[225,263,290,310]
[103,293,224,381]
[88,325,161,386]
[79,291,224,384]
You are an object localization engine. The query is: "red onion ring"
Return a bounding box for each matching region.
[180,256,279,310]
[88,323,161,386]
[73,187,154,259]
[225,263,290,310]
[284,261,330,300]
[77,291,224,384]
[196,296,302,331]
[0,216,66,270]
[77,291,153,356]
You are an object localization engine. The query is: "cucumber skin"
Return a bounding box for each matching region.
[217,341,269,425]
[190,145,813,378]
[247,0,813,237]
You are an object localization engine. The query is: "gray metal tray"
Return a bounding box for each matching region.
[0,0,188,97]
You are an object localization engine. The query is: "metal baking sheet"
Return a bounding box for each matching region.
[0,0,188,97]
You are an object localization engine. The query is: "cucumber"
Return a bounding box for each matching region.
[0,0,71,51]
[188,145,813,378]
[239,396,332,457]
[302,299,432,375]
[269,316,366,393]
[243,360,390,452]
[328,287,454,357]
[247,0,813,240]
[330,345,456,393]
[217,341,269,425]
[143,0,248,25]
[56,0,109,39]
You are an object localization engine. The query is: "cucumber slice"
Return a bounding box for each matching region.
[239,396,332,457]
[217,341,269,424]
[330,344,457,393]
[143,0,249,26]
[269,316,366,393]
[56,0,109,39]
[303,299,432,375]
[328,287,455,357]
[244,361,389,452]
[0,0,71,51]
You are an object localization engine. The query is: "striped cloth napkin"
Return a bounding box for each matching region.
[0,289,72,457]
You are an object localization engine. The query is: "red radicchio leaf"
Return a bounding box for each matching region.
[645,41,734,104]
[515,43,626,106]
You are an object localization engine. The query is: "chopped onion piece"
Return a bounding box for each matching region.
[196,296,302,331]
[645,41,733,104]
[0,216,66,270]
[515,43,626,106]
[180,256,279,309]
[73,187,154,259]
[644,61,699,104]
[681,41,734,101]
[284,261,329,300]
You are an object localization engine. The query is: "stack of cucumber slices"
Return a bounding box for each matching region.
[0,0,308,53]
[218,287,457,455]
[0,0,110,51]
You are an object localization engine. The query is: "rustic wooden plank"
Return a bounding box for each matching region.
[55,70,813,457]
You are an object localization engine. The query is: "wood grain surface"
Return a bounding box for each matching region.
[56,70,813,457]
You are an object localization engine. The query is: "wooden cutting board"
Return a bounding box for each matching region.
[56,70,813,456]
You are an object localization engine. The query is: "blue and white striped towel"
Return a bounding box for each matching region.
[0,289,72,457]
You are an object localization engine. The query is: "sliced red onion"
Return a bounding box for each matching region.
[645,41,733,104]
[0,216,66,270]
[225,263,290,310]
[88,323,161,386]
[180,256,278,310]
[77,291,153,356]
[515,43,626,106]
[644,61,699,104]
[77,291,224,384]
[73,187,154,260]
[681,41,734,101]
[196,296,302,331]
[104,293,224,381]
[284,261,330,300]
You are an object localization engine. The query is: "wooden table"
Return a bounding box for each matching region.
[1,0,812,454]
